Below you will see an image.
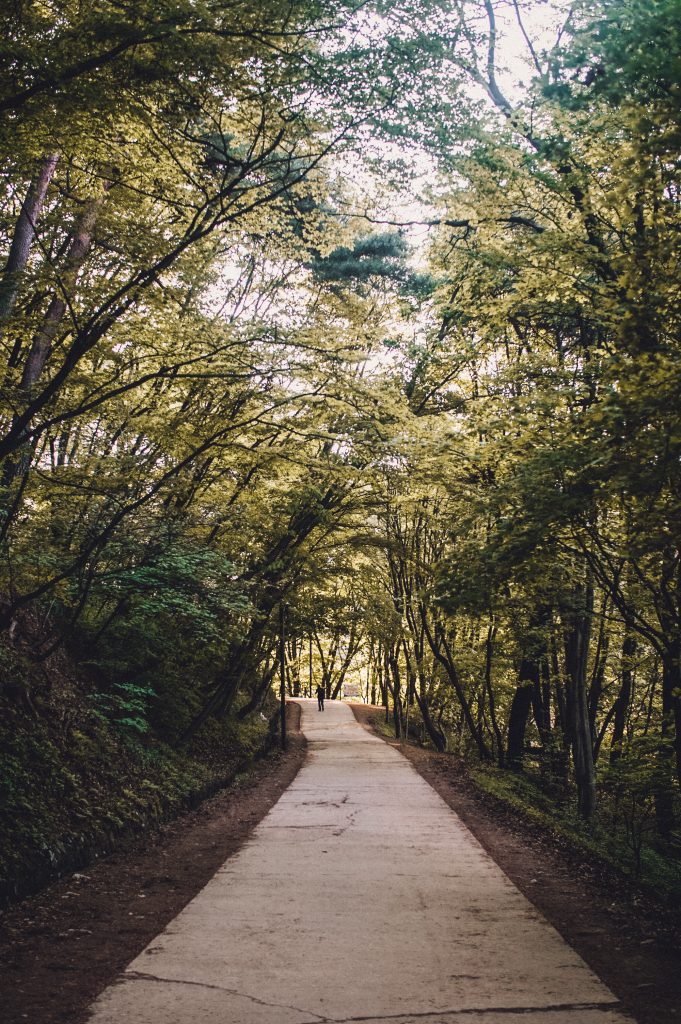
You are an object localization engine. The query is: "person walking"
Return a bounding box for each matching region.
[316,684,325,711]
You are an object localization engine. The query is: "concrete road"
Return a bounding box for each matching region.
[87,700,635,1024]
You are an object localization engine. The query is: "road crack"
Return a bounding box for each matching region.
[123,971,331,1021]
[296,1001,625,1023]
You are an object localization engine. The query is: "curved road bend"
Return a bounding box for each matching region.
[87,699,635,1024]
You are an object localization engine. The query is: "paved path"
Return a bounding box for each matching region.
[87,700,634,1024]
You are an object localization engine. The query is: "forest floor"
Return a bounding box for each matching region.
[0,704,305,1024]
[349,703,681,1024]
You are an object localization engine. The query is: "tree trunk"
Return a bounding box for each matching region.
[588,595,609,748]
[375,646,388,718]
[401,637,446,751]
[484,619,504,766]
[563,579,596,821]
[670,644,681,793]
[653,641,681,843]
[2,185,110,488]
[20,189,109,393]
[506,670,536,770]
[420,609,491,760]
[0,153,59,325]
[655,542,681,841]
[412,685,447,751]
[531,663,551,747]
[330,625,360,699]
[610,619,636,763]
[236,660,278,720]
[507,607,549,769]
[386,648,403,739]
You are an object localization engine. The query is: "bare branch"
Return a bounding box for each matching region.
[512,0,544,78]
[348,212,546,234]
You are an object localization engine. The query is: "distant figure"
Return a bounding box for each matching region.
[316,685,325,711]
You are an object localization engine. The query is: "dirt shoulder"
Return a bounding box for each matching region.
[349,703,681,1024]
[0,704,305,1024]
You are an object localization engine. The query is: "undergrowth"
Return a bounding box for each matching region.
[469,762,681,902]
[0,663,276,905]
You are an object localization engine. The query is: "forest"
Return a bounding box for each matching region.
[1,0,681,905]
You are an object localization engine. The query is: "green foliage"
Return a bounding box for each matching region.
[311,232,411,284]
[92,682,157,736]
[550,0,681,115]
[79,545,253,740]
[101,547,250,643]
